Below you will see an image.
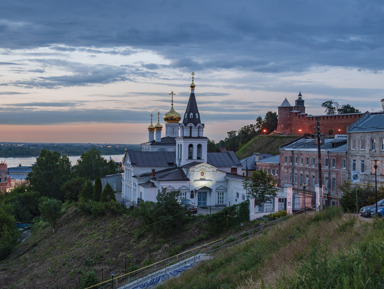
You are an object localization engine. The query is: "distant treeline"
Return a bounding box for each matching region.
[0,143,140,158]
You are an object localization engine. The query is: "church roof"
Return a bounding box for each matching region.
[126,151,176,167]
[183,91,201,126]
[141,136,176,146]
[279,98,291,107]
[207,151,241,167]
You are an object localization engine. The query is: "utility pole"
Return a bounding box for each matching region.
[316,117,323,210]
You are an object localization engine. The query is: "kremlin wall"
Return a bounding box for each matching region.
[276,93,384,135]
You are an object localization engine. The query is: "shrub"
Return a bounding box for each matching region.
[265,210,288,221]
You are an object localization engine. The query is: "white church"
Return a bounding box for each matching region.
[121,74,247,208]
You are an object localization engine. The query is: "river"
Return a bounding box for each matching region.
[0,155,125,167]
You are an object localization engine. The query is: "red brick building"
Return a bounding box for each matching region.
[277,93,363,135]
[0,162,11,194]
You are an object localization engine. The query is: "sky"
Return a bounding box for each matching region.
[0,0,384,144]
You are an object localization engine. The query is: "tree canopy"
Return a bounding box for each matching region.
[243,170,277,207]
[39,198,63,232]
[74,147,116,180]
[322,100,360,115]
[27,150,72,201]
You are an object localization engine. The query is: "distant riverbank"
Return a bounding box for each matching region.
[0,155,125,167]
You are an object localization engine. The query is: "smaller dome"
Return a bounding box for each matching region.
[148,114,155,131]
[155,112,163,130]
[164,106,181,123]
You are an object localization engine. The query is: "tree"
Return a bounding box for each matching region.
[340,182,384,212]
[93,177,102,202]
[321,100,339,115]
[255,111,278,134]
[337,104,361,114]
[27,150,72,201]
[207,139,220,152]
[0,203,20,260]
[74,147,116,180]
[61,177,86,202]
[5,186,41,222]
[79,180,94,202]
[100,183,116,202]
[39,198,62,232]
[243,170,277,207]
[153,189,185,236]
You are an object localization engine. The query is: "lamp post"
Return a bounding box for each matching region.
[303,184,307,214]
[374,160,379,217]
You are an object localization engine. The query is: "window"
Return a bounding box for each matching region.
[312,175,315,186]
[371,138,376,150]
[360,160,365,173]
[289,156,293,164]
[382,138,384,151]
[325,158,329,167]
[197,144,202,159]
[300,174,303,185]
[196,113,199,118]
[342,159,346,169]
[294,173,297,184]
[331,177,336,190]
[351,139,356,150]
[284,156,287,164]
[190,112,193,118]
[325,177,329,190]
[300,157,303,165]
[306,174,309,185]
[284,174,287,182]
[267,169,270,174]
[332,158,336,168]
[312,158,316,166]
[188,144,193,159]
[360,138,365,150]
[217,191,224,204]
[276,169,279,175]
[306,157,309,166]
[352,159,356,171]
[271,169,274,175]
[236,192,239,199]
[295,156,298,165]
[242,194,245,201]
[289,173,292,183]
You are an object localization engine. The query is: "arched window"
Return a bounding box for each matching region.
[190,113,193,118]
[188,144,193,159]
[189,126,192,136]
[197,144,202,159]
[196,113,199,118]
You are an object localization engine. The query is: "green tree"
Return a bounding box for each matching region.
[74,147,116,180]
[255,111,278,134]
[153,190,185,235]
[39,198,62,232]
[100,183,116,202]
[61,177,86,202]
[94,177,102,202]
[0,203,20,260]
[79,180,94,202]
[340,182,384,212]
[27,150,72,201]
[5,187,41,222]
[208,139,220,152]
[321,100,339,115]
[243,170,277,207]
[337,104,361,114]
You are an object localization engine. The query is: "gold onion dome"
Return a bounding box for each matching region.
[155,112,163,130]
[163,91,181,123]
[148,114,155,131]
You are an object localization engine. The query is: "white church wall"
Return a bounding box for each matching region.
[226,177,246,207]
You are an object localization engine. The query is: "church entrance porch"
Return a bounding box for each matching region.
[198,191,207,207]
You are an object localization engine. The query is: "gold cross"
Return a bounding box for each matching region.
[169,91,176,105]
[191,72,195,83]
[150,113,153,124]
[157,112,160,122]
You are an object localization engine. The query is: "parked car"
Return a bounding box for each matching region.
[180,199,198,214]
[360,199,384,217]
[370,206,384,218]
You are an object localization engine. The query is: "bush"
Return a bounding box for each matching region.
[265,210,288,221]
[77,200,127,216]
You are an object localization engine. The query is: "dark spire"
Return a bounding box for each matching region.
[183,72,201,126]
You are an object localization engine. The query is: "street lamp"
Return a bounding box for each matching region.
[303,183,307,213]
[373,160,379,217]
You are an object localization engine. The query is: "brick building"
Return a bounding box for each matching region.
[277,93,363,135]
[0,162,11,193]
[279,136,348,206]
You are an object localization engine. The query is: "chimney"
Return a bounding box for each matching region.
[381,99,384,112]
[151,169,156,179]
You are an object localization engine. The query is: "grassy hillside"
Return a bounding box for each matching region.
[0,204,254,289]
[236,135,298,159]
[158,209,383,289]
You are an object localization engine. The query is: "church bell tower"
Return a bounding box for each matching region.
[176,73,208,167]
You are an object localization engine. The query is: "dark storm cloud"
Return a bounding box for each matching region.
[0,106,256,125]
[1,0,384,72]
